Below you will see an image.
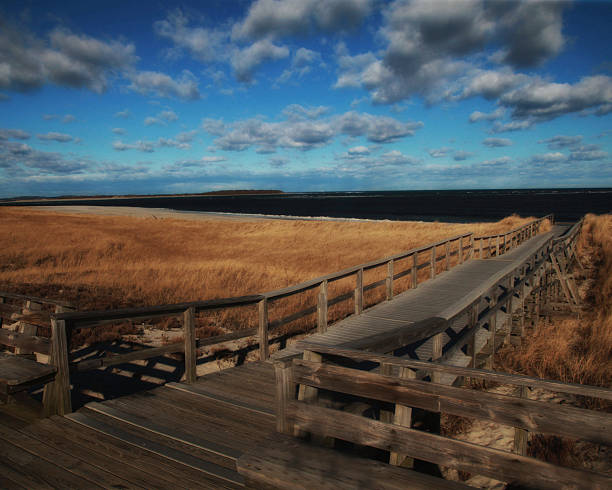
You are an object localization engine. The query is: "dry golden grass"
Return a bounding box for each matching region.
[497,214,612,390]
[0,207,533,311]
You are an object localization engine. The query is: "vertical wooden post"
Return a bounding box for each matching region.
[258,299,269,361]
[431,333,442,384]
[16,300,41,355]
[487,237,492,258]
[487,293,497,370]
[430,246,436,279]
[43,318,72,416]
[479,238,484,258]
[383,363,416,468]
[496,235,500,256]
[183,306,197,383]
[317,281,328,333]
[445,241,450,271]
[467,306,478,368]
[513,386,529,455]
[412,253,418,288]
[458,236,464,264]
[274,359,295,434]
[386,260,394,301]
[354,269,363,315]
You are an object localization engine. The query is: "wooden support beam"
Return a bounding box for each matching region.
[317,281,328,332]
[431,333,442,384]
[386,260,393,301]
[458,236,464,264]
[411,253,418,288]
[550,255,579,308]
[354,269,364,315]
[388,364,416,468]
[258,298,269,361]
[43,318,71,416]
[274,359,294,435]
[431,246,436,279]
[513,386,529,456]
[183,306,197,383]
[445,241,450,271]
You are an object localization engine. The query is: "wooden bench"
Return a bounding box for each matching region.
[0,352,56,403]
[237,347,612,489]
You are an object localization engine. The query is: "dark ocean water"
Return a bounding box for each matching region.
[5,189,611,222]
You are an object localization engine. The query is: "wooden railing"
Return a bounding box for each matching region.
[273,346,611,488]
[3,214,553,415]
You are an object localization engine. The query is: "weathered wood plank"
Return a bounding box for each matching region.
[184,306,197,383]
[287,402,610,490]
[291,359,612,445]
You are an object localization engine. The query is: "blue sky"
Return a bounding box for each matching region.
[0,0,611,197]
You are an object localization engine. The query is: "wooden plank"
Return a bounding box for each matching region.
[291,359,612,445]
[0,329,51,355]
[75,342,185,371]
[0,422,139,489]
[26,418,185,490]
[354,269,363,315]
[317,281,328,333]
[513,385,529,456]
[258,299,269,361]
[0,429,103,489]
[388,365,415,468]
[0,353,56,388]
[287,402,610,490]
[184,306,197,383]
[68,411,243,488]
[43,318,71,416]
[386,260,394,300]
[46,416,222,490]
[237,432,469,490]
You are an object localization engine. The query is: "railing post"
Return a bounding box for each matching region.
[430,246,436,279]
[458,236,464,264]
[274,359,295,434]
[258,298,269,360]
[381,362,416,468]
[386,260,394,301]
[412,253,418,288]
[317,281,328,333]
[469,234,475,259]
[513,386,529,455]
[184,306,197,383]
[354,269,363,314]
[479,238,484,258]
[487,237,491,258]
[43,318,72,416]
[431,333,442,383]
[496,235,500,256]
[445,241,450,271]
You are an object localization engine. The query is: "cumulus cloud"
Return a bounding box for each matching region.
[491,120,533,133]
[483,137,512,148]
[203,108,422,153]
[529,152,567,165]
[154,9,227,62]
[453,150,473,161]
[0,139,89,175]
[0,18,136,93]
[112,128,126,135]
[278,47,322,83]
[428,147,451,158]
[569,145,608,162]
[500,75,612,121]
[114,109,131,119]
[539,135,582,150]
[333,0,570,104]
[144,110,179,126]
[113,140,155,152]
[0,128,30,140]
[283,104,329,120]
[469,107,505,123]
[269,157,289,168]
[62,114,76,123]
[480,156,512,167]
[37,132,73,142]
[231,39,289,82]
[128,70,200,100]
[233,0,372,40]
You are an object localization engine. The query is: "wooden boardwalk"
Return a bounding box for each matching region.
[0,224,584,488]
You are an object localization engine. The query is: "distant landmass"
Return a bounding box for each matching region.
[1,190,284,202]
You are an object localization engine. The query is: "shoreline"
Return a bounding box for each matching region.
[27,205,416,223]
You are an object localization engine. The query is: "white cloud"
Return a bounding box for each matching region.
[428,147,451,158]
[539,135,582,150]
[114,109,131,119]
[111,128,126,135]
[231,39,289,82]
[37,132,73,142]
[483,137,512,148]
[128,70,201,100]
[0,128,30,140]
[469,108,505,123]
[233,0,372,40]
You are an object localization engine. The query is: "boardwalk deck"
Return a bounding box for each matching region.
[0,225,577,488]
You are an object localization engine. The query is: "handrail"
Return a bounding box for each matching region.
[0,291,74,309]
